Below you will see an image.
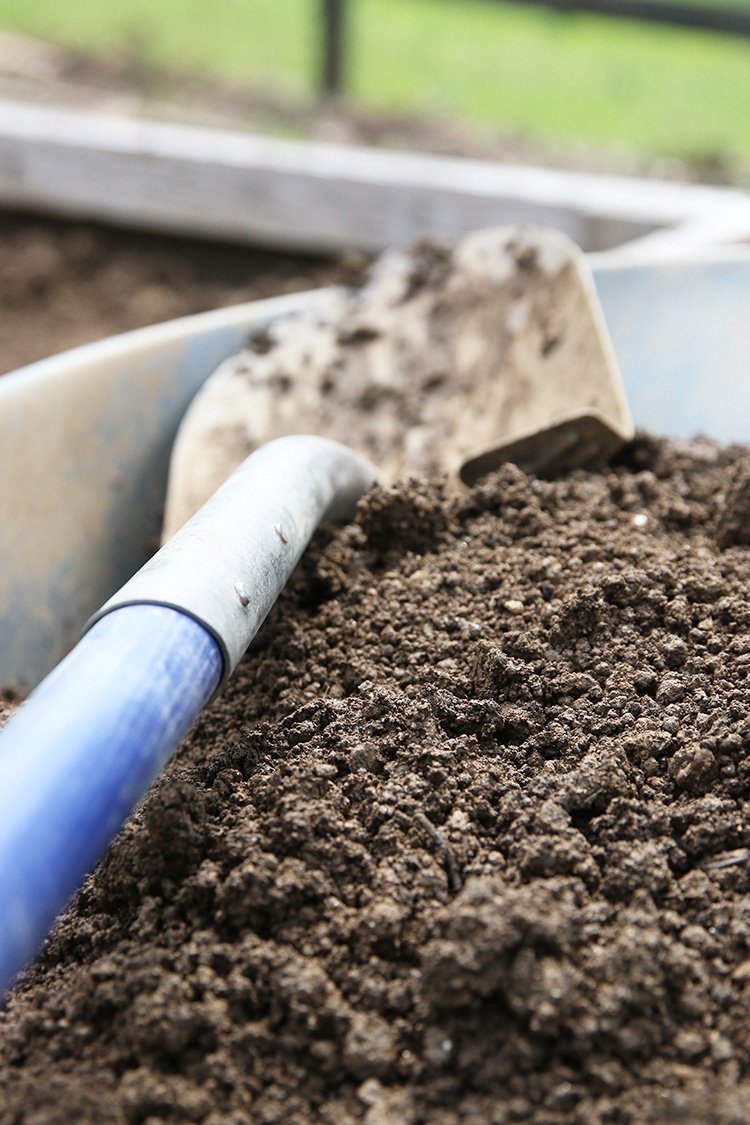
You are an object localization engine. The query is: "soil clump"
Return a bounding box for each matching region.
[4,434,750,1122]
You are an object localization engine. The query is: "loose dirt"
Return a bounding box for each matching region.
[3,433,750,1123]
[0,212,365,375]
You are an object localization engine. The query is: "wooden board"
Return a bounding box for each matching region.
[1,99,748,254]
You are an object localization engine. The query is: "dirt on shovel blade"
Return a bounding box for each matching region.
[4,434,750,1123]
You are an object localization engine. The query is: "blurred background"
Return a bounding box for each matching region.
[0,0,748,181]
[0,0,748,372]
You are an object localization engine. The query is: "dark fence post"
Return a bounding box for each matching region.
[321,0,346,97]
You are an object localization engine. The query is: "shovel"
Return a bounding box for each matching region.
[0,226,632,996]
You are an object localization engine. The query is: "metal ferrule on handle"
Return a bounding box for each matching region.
[0,435,375,997]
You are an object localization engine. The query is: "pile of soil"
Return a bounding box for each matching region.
[0,212,365,375]
[3,433,750,1123]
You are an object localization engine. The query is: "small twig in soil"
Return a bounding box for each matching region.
[702,848,750,870]
[414,810,463,894]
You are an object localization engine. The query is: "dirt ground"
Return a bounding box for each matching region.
[4,426,750,1122]
[0,211,365,375]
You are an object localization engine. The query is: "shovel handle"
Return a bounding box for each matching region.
[0,605,221,996]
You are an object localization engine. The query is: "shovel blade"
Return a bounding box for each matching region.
[438,226,634,480]
[164,225,633,537]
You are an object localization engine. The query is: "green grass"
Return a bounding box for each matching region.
[353,0,750,166]
[1,0,749,167]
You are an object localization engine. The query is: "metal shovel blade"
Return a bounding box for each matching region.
[460,410,628,486]
[163,226,634,537]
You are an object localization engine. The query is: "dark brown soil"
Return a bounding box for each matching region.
[4,434,750,1122]
[0,211,365,375]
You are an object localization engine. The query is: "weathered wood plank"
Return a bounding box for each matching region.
[0,100,747,254]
